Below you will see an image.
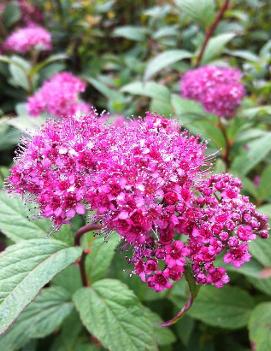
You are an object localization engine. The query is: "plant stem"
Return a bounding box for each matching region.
[195,0,231,66]
[74,223,102,287]
[161,265,200,327]
[217,117,232,170]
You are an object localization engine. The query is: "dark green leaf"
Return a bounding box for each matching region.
[188,286,254,329]
[249,302,271,351]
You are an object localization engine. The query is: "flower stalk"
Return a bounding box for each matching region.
[195,0,231,66]
[74,223,102,287]
[161,264,200,327]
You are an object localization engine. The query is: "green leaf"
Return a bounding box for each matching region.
[247,276,271,297]
[2,1,21,28]
[144,308,176,346]
[0,192,50,242]
[0,287,73,351]
[191,120,225,149]
[176,0,215,28]
[144,50,192,80]
[240,106,271,119]
[231,133,271,176]
[73,279,155,351]
[113,26,147,41]
[150,98,173,115]
[121,81,170,101]
[85,233,120,282]
[249,302,271,351]
[0,239,82,335]
[50,311,83,351]
[8,56,31,91]
[258,165,271,201]
[188,286,254,329]
[52,265,82,295]
[83,76,121,100]
[175,315,194,346]
[201,33,236,64]
[30,54,68,76]
[250,237,271,267]
[171,94,205,119]
[7,115,46,134]
[218,258,264,279]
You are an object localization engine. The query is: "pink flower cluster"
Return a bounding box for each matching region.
[27,72,89,118]
[4,24,52,54]
[180,66,245,119]
[8,113,269,292]
[18,0,44,25]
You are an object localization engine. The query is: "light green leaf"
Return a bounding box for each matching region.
[73,279,155,351]
[231,133,271,176]
[247,276,271,297]
[150,98,173,115]
[171,94,205,119]
[9,56,31,91]
[144,50,192,80]
[250,237,271,267]
[188,286,254,329]
[7,115,46,134]
[176,0,215,28]
[240,106,271,119]
[201,33,236,64]
[0,287,73,351]
[249,302,271,351]
[85,233,120,282]
[0,239,82,335]
[0,192,50,242]
[258,165,271,201]
[113,26,147,41]
[121,81,170,101]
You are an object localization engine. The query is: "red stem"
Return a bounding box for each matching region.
[74,223,102,287]
[195,0,231,66]
[218,118,232,170]
[161,293,194,327]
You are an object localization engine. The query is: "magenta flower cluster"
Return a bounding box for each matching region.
[8,113,269,292]
[180,66,245,119]
[27,72,89,118]
[4,24,52,54]
[18,0,44,25]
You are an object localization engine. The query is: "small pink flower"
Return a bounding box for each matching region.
[4,24,52,53]
[180,66,245,119]
[27,72,88,118]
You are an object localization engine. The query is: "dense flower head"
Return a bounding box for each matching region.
[180,66,246,119]
[4,24,52,53]
[7,113,269,292]
[27,72,89,118]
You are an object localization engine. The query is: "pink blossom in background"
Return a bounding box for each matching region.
[4,24,52,53]
[8,113,269,292]
[27,72,89,117]
[18,0,44,25]
[180,66,245,119]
